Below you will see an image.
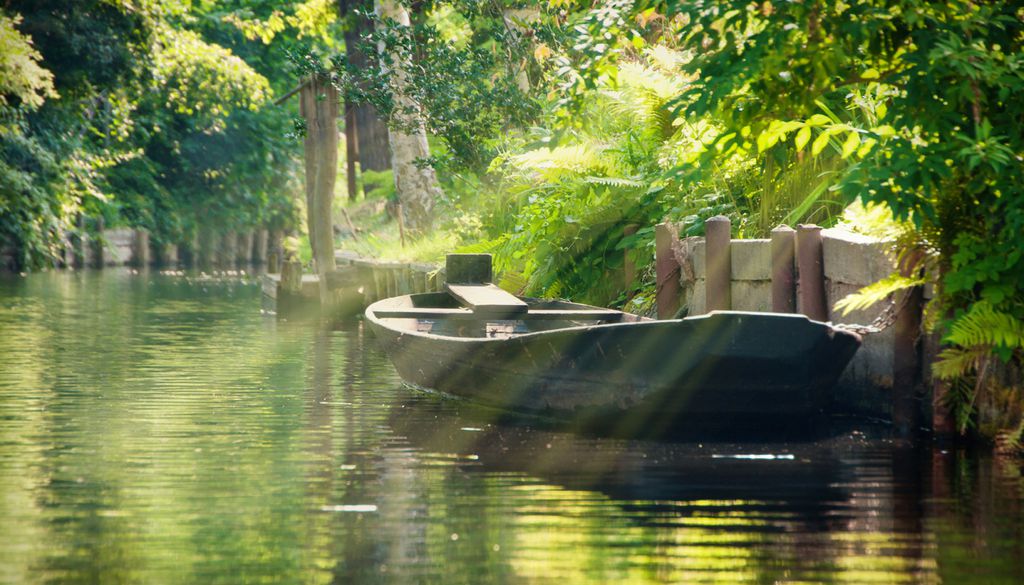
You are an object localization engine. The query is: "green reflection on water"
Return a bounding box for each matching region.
[0,270,1022,584]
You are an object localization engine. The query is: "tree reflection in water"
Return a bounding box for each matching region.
[0,270,1021,584]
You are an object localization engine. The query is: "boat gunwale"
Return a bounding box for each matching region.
[364,293,861,344]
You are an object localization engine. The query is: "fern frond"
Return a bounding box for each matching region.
[945,301,1024,350]
[497,270,529,295]
[454,235,508,255]
[833,271,927,316]
[933,346,987,380]
[582,176,646,188]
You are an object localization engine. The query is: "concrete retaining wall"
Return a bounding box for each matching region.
[663,222,928,421]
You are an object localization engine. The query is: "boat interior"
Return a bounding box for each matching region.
[369,287,647,339]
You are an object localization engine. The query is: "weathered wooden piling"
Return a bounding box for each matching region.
[446,254,492,284]
[156,242,178,267]
[254,230,268,265]
[237,231,254,265]
[198,227,217,270]
[893,252,924,437]
[219,231,237,268]
[281,260,302,293]
[131,230,150,267]
[654,222,680,319]
[796,224,827,321]
[90,218,106,267]
[770,225,796,313]
[705,215,732,312]
[267,230,283,273]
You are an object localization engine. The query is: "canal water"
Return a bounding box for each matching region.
[1,270,1022,584]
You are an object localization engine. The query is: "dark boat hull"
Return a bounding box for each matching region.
[366,293,860,435]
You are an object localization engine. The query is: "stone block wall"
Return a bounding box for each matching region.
[664,222,921,419]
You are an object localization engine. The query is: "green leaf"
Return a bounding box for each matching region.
[841,131,860,159]
[833,272,927,316]
[794,126,812,151]
[811,130,831,156]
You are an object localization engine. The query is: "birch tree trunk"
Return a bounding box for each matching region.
[374,0,441,234]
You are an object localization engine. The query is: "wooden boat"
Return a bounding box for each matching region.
[365,255,861,436]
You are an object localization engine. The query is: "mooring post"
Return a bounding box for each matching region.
[254,230,268,265]
[91,217,106,268]
[771,225,797,313]
[131,230,150,268]
[446,254,492,284]
[796,224,827,321]
[270,230,286,273]
[705,215,732,312]
[158,242,178,268]
[237,231,254,265]
[220,231,238,269]
[281,260,302,293]
[893,251,924,437]
[655,222,681,319]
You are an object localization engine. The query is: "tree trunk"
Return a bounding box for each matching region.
[299,75,339,276]
[343,1,391,172]
[374,0,441,233]
[344,99,359,200]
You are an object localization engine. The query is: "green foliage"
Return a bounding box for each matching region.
[833,272,927,317]
[359,168,396,201]
[0,12,56,110]
[0,0,314,268]
[153,27,270,124]
[670,0,1024,431]
[331,1,542,175]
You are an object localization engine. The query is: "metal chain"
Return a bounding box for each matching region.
[833,290,913,336]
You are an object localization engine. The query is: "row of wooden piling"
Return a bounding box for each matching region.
[50,227,287,271]
[272,255,444,318]
[655,218,836,321]
[652,215,937,437]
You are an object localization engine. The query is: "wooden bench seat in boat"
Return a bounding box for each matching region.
[445,283,529,318]
[370,307,625,321]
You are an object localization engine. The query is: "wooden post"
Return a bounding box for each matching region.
[91,217,105,268]
[254,229,268,265]
[770,225,796,313]
[446,254,492,285]
[220,231,237,269]
[623,224,638,293]
[705,215,732,312]
[131,230,150,267]
[654,222,680,319]
[796,224,827,321]
[199,226,216,271]
[267,230,282,273]
[893,251,924,437]
[281,260,302,294]
[157,242,178,267]
[237,231,254,265]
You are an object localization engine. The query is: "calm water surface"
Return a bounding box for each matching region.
[1,270,1022,584]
